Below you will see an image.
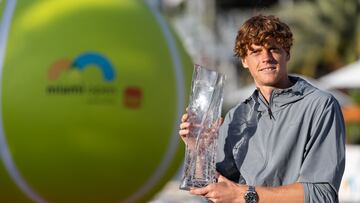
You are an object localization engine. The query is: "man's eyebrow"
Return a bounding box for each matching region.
[250,47,262,51]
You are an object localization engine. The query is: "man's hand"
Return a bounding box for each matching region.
[179,111,190,142]
[179,109,223,150]
[190,175,246,203]
[179,109,197,150]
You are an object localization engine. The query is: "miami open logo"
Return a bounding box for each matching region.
[46,52,142,108]
[48,52,115,82]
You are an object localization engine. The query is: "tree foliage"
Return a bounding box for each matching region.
[273,0,360,77]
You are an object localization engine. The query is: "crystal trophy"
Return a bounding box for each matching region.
[180,64,225,190]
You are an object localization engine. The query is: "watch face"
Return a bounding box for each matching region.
[244,191,258,203]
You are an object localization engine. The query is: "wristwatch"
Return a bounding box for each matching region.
[244,185,258,203]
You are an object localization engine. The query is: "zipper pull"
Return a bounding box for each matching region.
[268,107,274,120]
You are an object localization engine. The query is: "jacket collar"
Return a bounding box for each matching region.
[245,76,317,112]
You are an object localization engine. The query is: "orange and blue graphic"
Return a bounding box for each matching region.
[48,52,115,81]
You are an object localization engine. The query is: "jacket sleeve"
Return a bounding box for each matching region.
[298,95,346,203]
[303,183,338,203]
[216,107,241,182]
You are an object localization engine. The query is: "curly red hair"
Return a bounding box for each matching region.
[234,15,293,59]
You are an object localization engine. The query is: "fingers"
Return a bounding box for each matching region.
[180,122,190,130]
[190,185,218,202]
[190,186,210,196]
[181,113,189,122]
[179,128,189,138]
[179,109,190,139]
[179,121,190,137]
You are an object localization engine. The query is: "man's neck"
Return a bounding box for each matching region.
[257,86,274,104]
[256,78,293,103]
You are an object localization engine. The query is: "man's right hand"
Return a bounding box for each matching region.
[179,112,190,143]
[178,109,197,150]
[179,108,223,150]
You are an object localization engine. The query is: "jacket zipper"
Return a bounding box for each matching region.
[258,91,275,177]
[258,90,274,119]
[267,91,275,120]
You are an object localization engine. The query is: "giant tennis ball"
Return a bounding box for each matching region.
[0,0,192,202]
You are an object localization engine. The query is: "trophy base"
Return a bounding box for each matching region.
[179,178,210,190]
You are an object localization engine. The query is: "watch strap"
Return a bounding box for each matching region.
[248,185,255,193]
[244,185,258,203]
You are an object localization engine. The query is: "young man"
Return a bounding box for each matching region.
[179,15,345,203]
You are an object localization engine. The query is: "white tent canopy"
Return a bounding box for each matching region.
[318,60,360,89]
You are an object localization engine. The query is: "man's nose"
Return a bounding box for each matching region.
[261,50,275,63]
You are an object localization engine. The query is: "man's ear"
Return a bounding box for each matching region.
[241,58,248,69]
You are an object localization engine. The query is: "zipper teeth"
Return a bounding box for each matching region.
[269,91,275,109]
[259,91,275,176]
[268,91,275,119]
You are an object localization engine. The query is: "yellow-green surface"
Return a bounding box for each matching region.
[0,0,192,202]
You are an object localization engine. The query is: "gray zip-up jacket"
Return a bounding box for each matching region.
[216,76,345,203]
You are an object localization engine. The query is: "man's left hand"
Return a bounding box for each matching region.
[190,175,246,203]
